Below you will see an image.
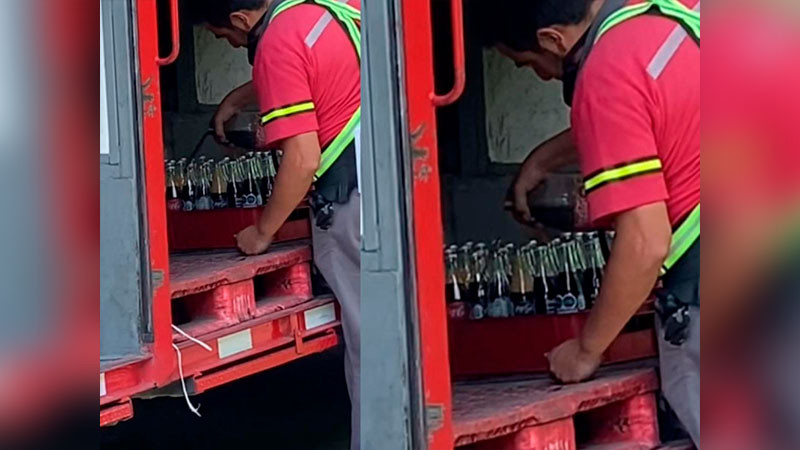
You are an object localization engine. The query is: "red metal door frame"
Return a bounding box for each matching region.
[400,0,455,447]
[135,0,175,385]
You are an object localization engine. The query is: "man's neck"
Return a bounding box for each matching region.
[583,0,606,29]
[565,0,606,53]
[253,6,268,25]
[244,0,271,32]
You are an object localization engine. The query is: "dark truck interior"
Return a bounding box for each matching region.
[431,1,581,245]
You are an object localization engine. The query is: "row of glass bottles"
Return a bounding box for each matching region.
[444,231,614,320]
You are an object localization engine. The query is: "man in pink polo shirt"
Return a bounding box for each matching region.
[191,1,360,448]
[484,0,699,444]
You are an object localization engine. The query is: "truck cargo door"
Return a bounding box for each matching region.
[361,0,427,448]
[101,0,151,362]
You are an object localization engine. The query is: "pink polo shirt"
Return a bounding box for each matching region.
[572,0,700,228]
[252,0,360,148]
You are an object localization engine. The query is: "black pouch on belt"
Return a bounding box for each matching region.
[308,141,358,230]
[654,240,700,346]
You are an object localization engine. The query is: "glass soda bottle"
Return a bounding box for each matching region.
[241,157,262,208]
[445,247,467,319]
[259,152,276,203]
[510,245,535,315]
[531,245,549,315]
[564,239,587,312]
[487,246,513,318]
[192,162,211,210]
[543,243,563,315]
[211,161,229,209]
[165,162,184,211]
[226,159,245,208]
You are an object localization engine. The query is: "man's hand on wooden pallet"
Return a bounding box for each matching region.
[235,225,273,255]
[547,338,602,384]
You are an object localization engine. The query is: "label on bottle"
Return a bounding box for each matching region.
[242,193,259,208]
[195,196,213,211]
[469,303,485,320]
[167,199,184,211]
[557,293,579,314]
[447,301,467,319]
[213,197,229,209]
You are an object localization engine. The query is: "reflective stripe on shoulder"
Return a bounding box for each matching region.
[261,101,315,125]
[583,157,663,194]
[648,1,701,79]
[305,11,333,48]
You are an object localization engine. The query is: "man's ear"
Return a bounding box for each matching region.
[536,27,567,57]
[229,11,251,32]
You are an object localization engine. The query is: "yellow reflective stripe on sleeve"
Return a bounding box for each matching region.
[261,101,315,126]
[584,157,663,193]
[661,204,700,274]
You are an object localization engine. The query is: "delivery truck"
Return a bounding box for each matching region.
[100,0,341,426]
[360,0,691,448]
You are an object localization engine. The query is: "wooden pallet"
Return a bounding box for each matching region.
[169,243,313,340]
[454,368,660,449]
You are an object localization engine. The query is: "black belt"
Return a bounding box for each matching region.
[308,141,357,230]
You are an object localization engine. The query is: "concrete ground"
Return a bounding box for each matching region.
[100,347,351,450]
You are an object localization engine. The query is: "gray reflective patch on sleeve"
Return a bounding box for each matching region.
[647,1,700,80]
[305,11,333,48]
[648,25,687,80]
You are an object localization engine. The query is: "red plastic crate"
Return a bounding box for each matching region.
[448,309,657,378]
[167,205,311,251]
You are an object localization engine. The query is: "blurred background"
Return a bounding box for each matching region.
[0,0,98,447]
[702,0,800,448]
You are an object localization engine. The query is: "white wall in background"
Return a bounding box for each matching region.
[194,26,251,105]
[483,48,569,164]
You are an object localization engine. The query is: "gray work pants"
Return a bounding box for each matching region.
[657,306,701,447]
[311,191,360,450]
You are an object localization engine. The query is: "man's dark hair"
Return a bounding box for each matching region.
[480,0,592,52]
[187,0,268,28]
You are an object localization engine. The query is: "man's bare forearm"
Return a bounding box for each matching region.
[579,203,671,355]
[256,132,320,237]
[228,81,258,109]
[526,128,578,172]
